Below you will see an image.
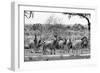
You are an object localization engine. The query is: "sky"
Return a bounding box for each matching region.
[25,11,90,26]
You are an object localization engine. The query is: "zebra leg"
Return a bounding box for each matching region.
[72,49,74,56]
[54,49,56,55]
[68,49,70,55]
[50,49,52,55]
[43,46,46,55]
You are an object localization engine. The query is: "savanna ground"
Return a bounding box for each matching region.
[24,23,90,62]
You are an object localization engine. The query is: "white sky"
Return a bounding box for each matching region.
[25,12,89,26]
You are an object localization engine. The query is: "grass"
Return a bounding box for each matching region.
[24,48,90,62]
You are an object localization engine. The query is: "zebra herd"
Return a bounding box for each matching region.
[25,34,89,55]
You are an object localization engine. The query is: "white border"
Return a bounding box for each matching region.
[11,2,97,71]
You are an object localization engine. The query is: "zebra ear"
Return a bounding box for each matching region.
[42,41,45,43]
[81,38,83,40]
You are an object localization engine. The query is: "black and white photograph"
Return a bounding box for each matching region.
[24,9,91,62]
[9,1,99,71]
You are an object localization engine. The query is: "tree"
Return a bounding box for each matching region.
[45,15,62,24]
[24,11,34,18]
[45,15,54,24]
[63,12,91,31]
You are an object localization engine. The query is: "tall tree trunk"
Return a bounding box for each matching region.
[79,14,91,31]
